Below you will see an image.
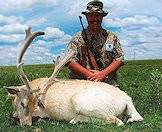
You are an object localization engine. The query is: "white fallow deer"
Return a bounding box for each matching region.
[6,27,143,126]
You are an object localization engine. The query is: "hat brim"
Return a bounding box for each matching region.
[82,11,108,17]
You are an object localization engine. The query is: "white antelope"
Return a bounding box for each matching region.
[6,27,143,126]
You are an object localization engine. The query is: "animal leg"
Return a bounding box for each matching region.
[71,93,124,126]
[99,115,124,126]
[69,114,124,126]
[69,115,90,124]
[106,115,124,126]
[126,98,143,123]
[32,107,49,118]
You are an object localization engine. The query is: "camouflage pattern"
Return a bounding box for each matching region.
[67,28,124,86]
[82,0,108,17]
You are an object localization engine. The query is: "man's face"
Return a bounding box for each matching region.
[86,13,103,32]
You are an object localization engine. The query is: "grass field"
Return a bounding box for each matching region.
[0,60,162,132]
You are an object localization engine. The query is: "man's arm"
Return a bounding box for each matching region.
[68,61,93,79]
[88,33,124,82]
[87,60,123,81]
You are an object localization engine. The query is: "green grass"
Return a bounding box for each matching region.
[0,60,162,132]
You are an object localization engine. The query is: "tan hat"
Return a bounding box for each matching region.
[82,0,108,17]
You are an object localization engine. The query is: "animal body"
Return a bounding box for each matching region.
[6,27,143,126]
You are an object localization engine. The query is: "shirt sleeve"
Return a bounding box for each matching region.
[66,33,81,62]
[112,35,124,62]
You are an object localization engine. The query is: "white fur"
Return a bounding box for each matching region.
[8,78,143,126]
[42,79,143,126]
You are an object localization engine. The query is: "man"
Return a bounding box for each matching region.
[66,0,124,87]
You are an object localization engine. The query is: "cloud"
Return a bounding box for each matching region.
[0,45,55,66]
[23,44,56,64]
[44,27,72,44]
[123,42,162,60]
[0,34,24,43]
[120,26,162,60]
[104,15,160,27]
[0,26,72,65]
[0,23,27,34]
[0,14,72,65]
[0,13,72,65]
[123,0,162,19]
[0,14,46,43]
[0,0,59,11]
[19,26,72,65]
[103,15,162,60]
[25,17,47,27]
[0,0,162,65]
[0,16,27,42]
[0,14,23,25]
[45,27,65,38]
[67,0,130,17]
[0,14,28,35]
[0,46,18,65]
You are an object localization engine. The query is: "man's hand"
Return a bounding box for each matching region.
[87,60,124,82]
[87,70,107,82]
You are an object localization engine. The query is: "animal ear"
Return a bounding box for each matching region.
[5,86,20,95]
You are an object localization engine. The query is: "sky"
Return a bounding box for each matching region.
[0,0,162,66]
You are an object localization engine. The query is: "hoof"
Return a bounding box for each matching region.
[127,116,143,123]
[117,120,124,126]
[69,118,77,124]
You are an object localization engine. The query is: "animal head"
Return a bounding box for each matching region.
[6,86,38,126]
[4,27,45,125]
[6,27,74,126]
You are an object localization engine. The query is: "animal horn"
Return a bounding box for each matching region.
[17,27,45,94]
[50,49,75,79]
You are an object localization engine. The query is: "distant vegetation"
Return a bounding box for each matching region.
[0,59,162,131]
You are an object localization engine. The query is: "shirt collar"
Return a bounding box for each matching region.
[86,28,103,38]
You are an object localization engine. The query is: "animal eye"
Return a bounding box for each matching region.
[21,102,25,108]
[21,99,28,108]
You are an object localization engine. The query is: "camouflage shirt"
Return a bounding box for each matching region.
[67,28,124,86]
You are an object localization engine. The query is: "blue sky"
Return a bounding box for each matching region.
[0,0,162,66]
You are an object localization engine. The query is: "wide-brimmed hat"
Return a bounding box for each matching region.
[82,0,108,17]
